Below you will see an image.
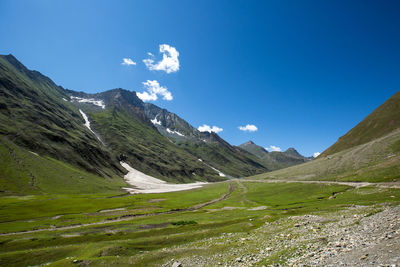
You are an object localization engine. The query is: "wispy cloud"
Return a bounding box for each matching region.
[313,152,321,158]
[136,80,173,102]
[198,124,223,133]
[121,58,136,66]
[266,145,281,152]
[143,44,180,73]
[238,124,258,132]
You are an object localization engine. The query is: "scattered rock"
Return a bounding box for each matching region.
[172,261,182,267]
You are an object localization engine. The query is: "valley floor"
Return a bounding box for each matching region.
[0,179,399,266]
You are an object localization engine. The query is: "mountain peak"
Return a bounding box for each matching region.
[242,140,255,146]
[284,147,302,157]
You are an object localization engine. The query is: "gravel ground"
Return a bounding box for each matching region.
[163,204,400,267]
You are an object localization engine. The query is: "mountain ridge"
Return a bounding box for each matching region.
[321,90,400,157]
[239,141,311,170]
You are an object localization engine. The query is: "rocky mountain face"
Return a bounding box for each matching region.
[321,90,400,157]
[239,141,311,170]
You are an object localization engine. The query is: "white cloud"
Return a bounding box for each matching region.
[136,80,173,102]
[121,58,136,66]
[198,124,223,133]
[238,124,258,132]
[266,145,281,152]
[143,44,180,73]
[313,152,321,158]
[147,52,154,57]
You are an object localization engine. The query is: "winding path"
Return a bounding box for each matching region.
[0,182,235,236]
[242,179,400,189]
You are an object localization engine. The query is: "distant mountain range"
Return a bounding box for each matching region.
[0,54,310,193]
[239,141,312,170]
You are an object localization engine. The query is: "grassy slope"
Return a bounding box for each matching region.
[321,90,400,157]
[0,137,126,195]
[250,129,400,183]
[0,55,124,180]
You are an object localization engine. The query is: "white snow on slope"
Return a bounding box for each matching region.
[79,109,105,145]
[151,117,162,125]
[209,166,226,177]
[121,162,207,194]
[166,128,185,137]
[198,158,226,177]
[71,96,105,109]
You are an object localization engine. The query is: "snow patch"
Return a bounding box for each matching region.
[151,117,162,125]
[71,96,105,109]
[209,166,226,177]
[62,98,68,101]
[121,162,207,194]
[29,151,39,156]
[166,128,185,137]
[79,109,105,145]
[198,158,226,177]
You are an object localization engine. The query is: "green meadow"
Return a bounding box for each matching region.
[1,179,399,266]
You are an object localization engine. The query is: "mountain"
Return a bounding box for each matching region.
[65,88,224,183]
[142,103,269,177]
[0,54,124,178]
[321,90,400,157]
[0,54,274,194]
[239,141,311,170]
[251,90,400,183]
[239,141,269,158]
[0,54,230,195]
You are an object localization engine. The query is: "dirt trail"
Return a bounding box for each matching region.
[243,179,400,189]
[0,182,234,236]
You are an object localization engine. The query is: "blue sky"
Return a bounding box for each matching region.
[1,0,399,157]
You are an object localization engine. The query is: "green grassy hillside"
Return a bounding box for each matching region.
[87,105,223,183]
[0,54,225,189]
[0,137,126,195]
[321,90,400,157]
[0,55,124,179]
[250,129,400,183]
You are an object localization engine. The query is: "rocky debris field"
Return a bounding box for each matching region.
[161,204,400,266]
